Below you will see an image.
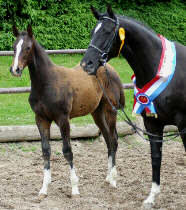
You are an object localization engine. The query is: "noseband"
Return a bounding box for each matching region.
[88,16,119,66]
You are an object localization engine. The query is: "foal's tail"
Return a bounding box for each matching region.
[104,63,125,110]
[119,85,125,109]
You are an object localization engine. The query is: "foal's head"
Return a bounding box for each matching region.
[81,6,120,75]
[10,25,34,77]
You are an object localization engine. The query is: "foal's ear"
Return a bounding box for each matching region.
[27,24,33,38]
[90,6,101,20]
[12,25,19,37]
[107,5,115,19]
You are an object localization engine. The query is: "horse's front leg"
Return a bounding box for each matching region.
[59,114,79,196]
[36,115,52,196]
[143,118,164,208]
[177,123,186,165]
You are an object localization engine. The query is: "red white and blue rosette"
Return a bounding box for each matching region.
[132,35,176,117]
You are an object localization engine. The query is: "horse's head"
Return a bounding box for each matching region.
[81,6,120,75]
[10,25,34,77]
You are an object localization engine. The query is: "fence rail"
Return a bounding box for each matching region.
[0,49,134,94]
[0,49,86,56]
[0,83,134,94]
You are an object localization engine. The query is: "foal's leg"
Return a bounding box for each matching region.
[143,117,164,207]
[104,105,118,187]
[58,114,79,195]
[91,102,117,187]
[36,115,52,196]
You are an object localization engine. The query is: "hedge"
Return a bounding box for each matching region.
[0,0,185,50]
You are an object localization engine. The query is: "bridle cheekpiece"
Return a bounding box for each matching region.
[88,16,120,66]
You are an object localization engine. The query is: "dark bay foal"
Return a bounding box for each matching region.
[10,25,125,197]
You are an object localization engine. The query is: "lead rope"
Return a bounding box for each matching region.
[96,71,184,143]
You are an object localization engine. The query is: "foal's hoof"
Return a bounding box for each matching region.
[110,179,117,188]
[72,193,81,199]
[143,199,154,210]
[38,193,47,201]
[72,186,80,196]
[105,177,117,188]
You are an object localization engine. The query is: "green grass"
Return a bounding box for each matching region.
[0,54,134,126]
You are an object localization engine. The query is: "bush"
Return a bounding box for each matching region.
[0,0,185,50]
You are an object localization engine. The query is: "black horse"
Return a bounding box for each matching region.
[81,6,186,208]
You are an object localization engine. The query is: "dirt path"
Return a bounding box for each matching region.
[0,136,185,210]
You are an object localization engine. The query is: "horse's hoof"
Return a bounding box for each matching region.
[110,180,117,188]
[176,157,185,166]
[183,155,186,165]
[142,202,153,210]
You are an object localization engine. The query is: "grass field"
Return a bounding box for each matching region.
[0,54,134,125]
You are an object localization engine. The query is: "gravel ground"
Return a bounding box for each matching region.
[0,135,185,210]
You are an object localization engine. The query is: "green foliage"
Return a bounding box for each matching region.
[0,0,185,50]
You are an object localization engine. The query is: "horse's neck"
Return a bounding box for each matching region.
[28,41,53,90]
[120,18,162,88]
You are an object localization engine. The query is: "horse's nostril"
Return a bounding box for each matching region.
[10,67,12,73]
[87,61,93,67]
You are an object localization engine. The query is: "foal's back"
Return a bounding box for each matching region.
[49,63,123,119]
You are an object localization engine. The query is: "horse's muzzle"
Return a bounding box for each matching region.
[80,61,98,75]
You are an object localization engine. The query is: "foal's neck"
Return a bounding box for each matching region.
[119,17,162,88]
[28,40,53,90]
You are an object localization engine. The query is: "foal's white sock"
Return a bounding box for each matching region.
[39,169,51,195]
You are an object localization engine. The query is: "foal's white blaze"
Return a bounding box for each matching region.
[39,169,51,195]
[12,39,23,73]
[94,23,102,33]
[143,182,160,206]
[70,167,79,195]
[106,156,117,188]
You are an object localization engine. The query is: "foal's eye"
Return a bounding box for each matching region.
[26,47,30,51]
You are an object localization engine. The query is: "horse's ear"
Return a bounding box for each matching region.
[27,24,33,38]
[107,5,115,19]
[90,6,101,20]
[12,25,19,37]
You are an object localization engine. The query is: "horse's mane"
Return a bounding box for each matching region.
[116,14,156,35]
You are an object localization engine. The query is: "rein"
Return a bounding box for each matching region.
[96,71,185,143]
[89,16,120,66]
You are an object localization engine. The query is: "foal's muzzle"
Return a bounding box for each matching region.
[10,66,23,77]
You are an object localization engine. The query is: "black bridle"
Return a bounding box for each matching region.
[88,16,119,66]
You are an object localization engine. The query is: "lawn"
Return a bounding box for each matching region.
[0,54,134,125]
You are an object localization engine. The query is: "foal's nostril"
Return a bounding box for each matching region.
[16,67,20,74]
